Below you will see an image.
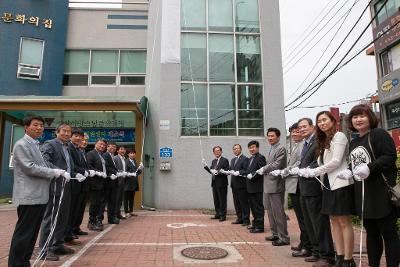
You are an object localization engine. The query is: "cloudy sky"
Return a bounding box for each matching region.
[279,0,377,128]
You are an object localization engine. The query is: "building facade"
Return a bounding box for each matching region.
[0,0,286,209]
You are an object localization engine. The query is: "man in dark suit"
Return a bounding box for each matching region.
[125,149,142,216]
[296,118,334,267]
[86,139,108,231]
[114,145,130,219]
[245,140,267,233]
[228,144,250,225]
[202,146,230,221]
[39,123,75,259]
[100,142,119,224]
[65,128,89,243]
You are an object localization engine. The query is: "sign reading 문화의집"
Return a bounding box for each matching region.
[1,12,52,29]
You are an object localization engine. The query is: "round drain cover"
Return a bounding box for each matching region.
[181,246,228,260]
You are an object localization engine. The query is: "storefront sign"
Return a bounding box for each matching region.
[386,101,400,130]
[373,11,400,53]
[44,118,126,128]
[1,12,52,29]
[38,128,135,143]
[381,79,399,92]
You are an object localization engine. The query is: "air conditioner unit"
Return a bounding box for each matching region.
[17,64,41,80]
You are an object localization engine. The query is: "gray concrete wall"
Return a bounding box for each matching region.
[145,0,286,210]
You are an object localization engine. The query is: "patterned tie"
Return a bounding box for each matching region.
[300,141,308,160]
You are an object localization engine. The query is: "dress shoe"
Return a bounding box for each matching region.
[312,259,332,267]
[117,214,127,220]
[265,235,279,241]
[241,221,250,226]
[75,230,88,235]
[130,212,138,216]
[333,255,344,267]
[272,239,290,246]
[109,219,120,224]
[73,234,79,239]
[231,220,243,224]
[247,225,255,230]
[53,245,75,255]
[341,258,356,267]
[210,215,219,219]
[249,228,264,233]
[292,248,311,257]
[291,244,302,251]
[65,239,82,246]
[305,255,320,262]
[95,221,104,231]
[39,251,59,261]
[219,217,226,222]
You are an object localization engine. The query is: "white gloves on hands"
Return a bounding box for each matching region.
[353,164,370,181]
[138,162,144,171]
[232,171,240,176]
[110,174,118,180]
[62,172,71,182]
[289,167,299,175]
[270,169,281,177]
[88,170,96,177]
[281,168,290,177]
[247,173,253,180]
[122,171,128,177]
[102,172,107,178]
[219,169,229,175]
[202,158,208,168]
[54,169,66,178]
[127,172,137,177]
[256,167,264,175]
[75,173,86,182]
[117,172,124,178]
[336,169,353,180]
[210,169,218,175]
[298,168,311,178]
[84,171,89,177]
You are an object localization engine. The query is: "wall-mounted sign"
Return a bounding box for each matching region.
[373,11,400,53]
[44,118,126,128]
[159,147,173,158]
[38,128,135,143]
[1,12,52,29]
[381,79,399,92]
[386,100,400,130]
[160,120,170,130]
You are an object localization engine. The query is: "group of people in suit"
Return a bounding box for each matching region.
[8,115,143,266]
[203,104,400,267]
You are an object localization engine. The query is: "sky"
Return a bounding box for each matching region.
[279,0,378,129]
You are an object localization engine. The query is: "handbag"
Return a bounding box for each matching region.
[368,134,400,207]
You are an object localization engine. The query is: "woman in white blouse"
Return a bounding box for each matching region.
[299,111,355,267]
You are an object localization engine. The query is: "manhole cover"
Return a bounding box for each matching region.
[181,246,228,260]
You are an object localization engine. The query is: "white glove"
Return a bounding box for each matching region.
[53,169,66,178]
[281,168,289,177]
[84,171,89,177]
[76,173,86,182]
[210,169,218,175]
[127,172,137,177]
[102,172,107,178]
[270,169,281,177]
[256,167,264,175]
[219,169,228,175]
[307,168,317,177]
[138,162,144,171]
[247,173,253,180]
[298,168,310,178]
[353,164,370,181]
[202,158,208,167]
[95,171,102,176]
[110,174,118,180]
[88,170,96,177]
[232,171,240,176]
[122,171,128,177]
[117,172,124,178]
[288,167,299,175]
[336,169,353,180]
[62,172,71,182]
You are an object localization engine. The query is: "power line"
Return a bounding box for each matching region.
[285,0,376,109]
[296,97,370,109]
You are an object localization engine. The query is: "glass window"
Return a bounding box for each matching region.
[120,51,146,73]
[209,34,235,82]
[210,85,236,136]
[386,100,400,129]
[391,43,400,71]
[64,50,89,73]
[19,38,44,66]
[90,50,118,73]
[181,84,208,136]
[386,0,397,18]
[236,35,262,82]
[91,76,116,85]
[63,74,88,86]
[235,0,260,33]
[181,34,207,81]
[209,0,233,32]
[381,51,392,76]
[181,0,206,31]
[238,85,263,136]
[120,76,145,85]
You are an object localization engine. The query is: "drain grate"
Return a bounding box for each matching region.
[181,246,228,260]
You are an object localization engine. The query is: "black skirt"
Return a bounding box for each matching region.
[321,175,355,216]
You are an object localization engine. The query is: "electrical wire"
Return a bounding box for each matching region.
[296,97,370,109]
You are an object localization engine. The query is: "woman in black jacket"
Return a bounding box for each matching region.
[347,104,400,267]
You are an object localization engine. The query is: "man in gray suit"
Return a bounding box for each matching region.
[257,127,289,246]
[8,115,66,267]
[114,145,130,220]
[39,123,75,260]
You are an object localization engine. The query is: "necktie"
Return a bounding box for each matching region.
[300,141,308,159]
[62,144,71,174]
[249,156,255,167]
[233,156,238,167]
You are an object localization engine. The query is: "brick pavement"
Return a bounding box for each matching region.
[0,206,375,267]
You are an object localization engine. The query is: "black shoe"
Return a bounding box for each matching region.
[39,251,59,261]
[312,258,333,267]
[292,249,312,258]
[231,220,243,224]
[272,239,290,246]
[249,228,264,233]
[75,230,88,236]
[333,255,344,267]
[73,234,79,239]
[210,215,219,219]
[117,214,127,220]
[219,217,226,222]
[341,258,356,267]
[53,245,75,255]
[247,225,255,230]
[265,235,279,241]
[241,221,250,226]
[291,244,302,251]
[109,219,120,224]
[304,255,320,262]
[95,221,104,231]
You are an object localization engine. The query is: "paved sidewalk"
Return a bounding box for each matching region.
[0,207,373,267]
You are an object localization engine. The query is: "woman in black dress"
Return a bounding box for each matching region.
[348,104,400,267]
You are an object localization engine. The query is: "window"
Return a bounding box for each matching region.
[63,49,146,86]
[386,100,400,129]
[180,0,263,136]
[375,0,400,25]
[17,37,44,80]
[380,43,400,76]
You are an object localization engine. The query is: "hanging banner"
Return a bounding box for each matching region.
[160,0,181,64]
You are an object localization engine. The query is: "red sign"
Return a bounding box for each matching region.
[373,11,400,53]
